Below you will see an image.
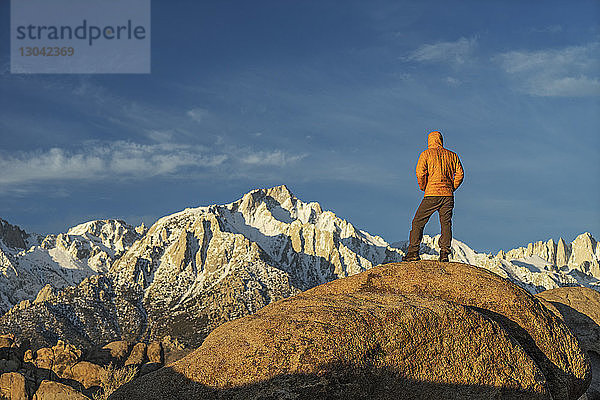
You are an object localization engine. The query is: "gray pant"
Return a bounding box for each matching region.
[408,196,454,254]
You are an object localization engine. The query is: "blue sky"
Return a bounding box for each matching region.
[0,0,599,252]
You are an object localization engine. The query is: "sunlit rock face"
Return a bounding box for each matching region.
[109,185,403,346]
[110,261,590,400]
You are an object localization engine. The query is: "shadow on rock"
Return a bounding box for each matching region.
[109,362,550,400]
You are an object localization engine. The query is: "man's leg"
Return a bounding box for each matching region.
[407,197,440,255]
[438,196,455,257]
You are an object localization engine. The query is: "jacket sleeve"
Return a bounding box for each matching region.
[416,151,428,191]
[453,156,464,190]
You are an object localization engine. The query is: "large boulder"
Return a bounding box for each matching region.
[102,341,131,366]
[537,287,600,400]
[62,361,103,389]
[112,292,550,399]
[0,372,28,400]
[110,261,590,400]
[33,379,90,399]
[88,340,132,367]
[306,261,590,400]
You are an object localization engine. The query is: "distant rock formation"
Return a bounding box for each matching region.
[0,219,37,250]
[110,261,590,400]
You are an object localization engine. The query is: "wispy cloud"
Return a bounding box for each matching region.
[445,77,461,86]
[241,150,306,166]
[0,142,227,187]
[186,108,210,122]
[146,129,175,143]
[405,37,477,65]
[496,42,600,96]
[0,141,311,191]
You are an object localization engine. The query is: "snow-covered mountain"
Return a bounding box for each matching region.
[0,218,141,313]
[107,184,404,345]
[392,232,600,294]
[0,185,404,348]
[0,185,598,349]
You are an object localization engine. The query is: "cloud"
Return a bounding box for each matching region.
[186,108,210,122]
[405,37,477,65]
[241,150,306,166]
[146,129,174,143]
[0,140,313,192]
[445,77,461,86]
[496,42,600,96]
[0,142,228,187]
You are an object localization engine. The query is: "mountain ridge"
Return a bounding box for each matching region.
[0,185,598,350]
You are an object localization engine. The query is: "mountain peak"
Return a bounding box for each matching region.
[67,219,130,236]
[0,218,32,250]
[265,184,294,202]
[241,184,296,207]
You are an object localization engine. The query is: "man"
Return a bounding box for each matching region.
[403,131,464,262]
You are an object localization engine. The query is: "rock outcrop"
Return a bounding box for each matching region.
[537,287,600,400]
[0,219,36,250]
[124,343,146,366]
[109,261,590,400]
[394,232,600,294]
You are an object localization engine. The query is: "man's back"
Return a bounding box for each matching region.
[404,130,464,263]
[416,131,464,196]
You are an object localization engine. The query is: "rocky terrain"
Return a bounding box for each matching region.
[0,333,183,400]
[0,186,598,352]
[109,261,591,400]
[0,185,598,398]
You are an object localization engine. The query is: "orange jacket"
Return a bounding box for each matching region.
[416,131,464,196]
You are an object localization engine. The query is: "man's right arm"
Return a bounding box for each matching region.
[416,151,428,191]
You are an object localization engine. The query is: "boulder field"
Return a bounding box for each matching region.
[110,261,591,400]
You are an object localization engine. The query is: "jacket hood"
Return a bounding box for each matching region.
[428,131,443,148]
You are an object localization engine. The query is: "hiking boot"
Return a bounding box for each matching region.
[403,252,420,262]
[439,251,450,262]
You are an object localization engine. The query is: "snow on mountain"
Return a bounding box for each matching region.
[1,185,598,350]
[107,185,404,346]
[392,232,600,294]
[0,218,141,313]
